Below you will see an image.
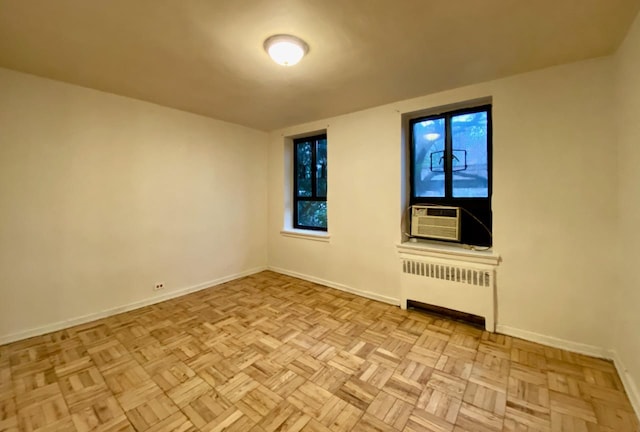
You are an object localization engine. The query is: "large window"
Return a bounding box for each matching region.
[410,105,492,246]
[294,134,327,230]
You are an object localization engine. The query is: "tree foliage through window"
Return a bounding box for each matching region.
[294,135,327,230]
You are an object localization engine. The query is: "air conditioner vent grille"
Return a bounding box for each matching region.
[418,216,458,228]
[411,205,461,241]
[417,226,457,238]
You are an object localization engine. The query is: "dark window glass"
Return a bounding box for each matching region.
[296,141,313,197]
[413,118,446,197]
[294,134,327,230]
[452,112,488,198]
[297,201,327,229]
[316,138,327,197]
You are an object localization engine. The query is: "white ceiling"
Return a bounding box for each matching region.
[0,0,638,131]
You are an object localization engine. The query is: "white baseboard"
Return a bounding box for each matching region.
[498,325,640,421]
[0,266,267,345]
[267,266,400,306]
[495,324,610,359]
[609,349,640,420]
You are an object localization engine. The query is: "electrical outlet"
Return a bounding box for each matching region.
[154,282,164,291]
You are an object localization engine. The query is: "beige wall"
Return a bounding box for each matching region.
[0,68,268,341]
[268,56,616,349]
[614,11,640,408]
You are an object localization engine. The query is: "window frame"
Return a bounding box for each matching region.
[409,104,493,246]
[293,134,327,231]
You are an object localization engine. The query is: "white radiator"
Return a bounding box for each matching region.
[399,254,496,331]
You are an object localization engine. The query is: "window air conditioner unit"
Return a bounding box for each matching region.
[411,205,461,241]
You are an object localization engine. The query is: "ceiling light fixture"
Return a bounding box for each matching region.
[425,133,441,141]
[264,34,309,66]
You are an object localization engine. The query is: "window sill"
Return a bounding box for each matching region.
[396,239,500,266]
[280,229,330,242]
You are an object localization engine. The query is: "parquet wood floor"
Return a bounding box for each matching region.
[1,271,638,432]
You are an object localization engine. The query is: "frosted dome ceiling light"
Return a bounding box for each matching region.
[264,34,308,66]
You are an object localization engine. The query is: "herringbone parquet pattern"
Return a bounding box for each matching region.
[0,271,637,431]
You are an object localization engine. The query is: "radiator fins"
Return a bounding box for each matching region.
[401,259,492,288]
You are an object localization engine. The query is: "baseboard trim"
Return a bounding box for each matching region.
[492,326,640,420]
[495,324,609,359]
[0,266,267,345]
[268,266,400,306]
[608,349,640,420]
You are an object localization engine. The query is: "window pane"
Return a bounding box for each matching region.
[413,118,445,197]
[452,111,489,197]
[296,141,312,197]
[316,138,327,197]
[297,201,327,229]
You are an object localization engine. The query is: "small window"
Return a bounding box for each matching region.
[410,105,492,246]
[294,134,327,230]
